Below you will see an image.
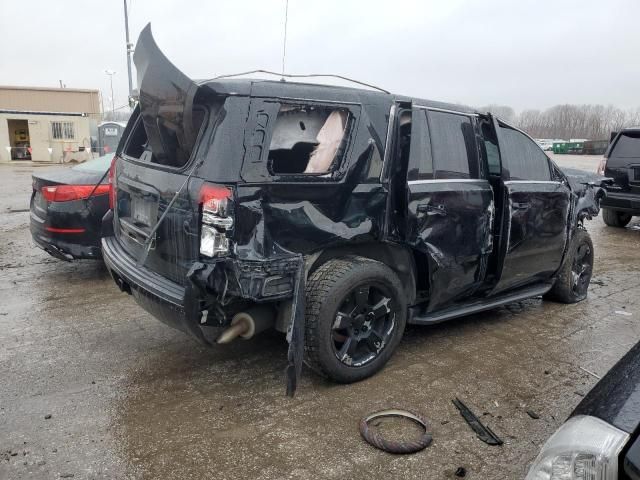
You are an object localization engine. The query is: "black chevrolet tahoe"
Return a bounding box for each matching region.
[599,127,640,227]
[102,25,605,393]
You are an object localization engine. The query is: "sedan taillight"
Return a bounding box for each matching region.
[199,184,233,257]
[42,184,110,202]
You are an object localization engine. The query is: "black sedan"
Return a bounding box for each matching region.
[30,153,114,261]
[526,340,640,479]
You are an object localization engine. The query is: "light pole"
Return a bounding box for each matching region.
[123,0,134,99]
[104,70,116,117]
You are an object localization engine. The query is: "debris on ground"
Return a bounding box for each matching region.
[615,310,633,316]
[44,414,52,419]
[579,366,601,379]
[526,410,540,420]
[359,409,433,454]
[455,467,467,477]
[452,398,503,446]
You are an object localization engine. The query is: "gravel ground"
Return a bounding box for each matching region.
[1,154,639,480]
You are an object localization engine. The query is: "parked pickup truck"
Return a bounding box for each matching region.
[102,25,606,393]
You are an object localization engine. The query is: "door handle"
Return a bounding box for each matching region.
[417,204,447,216]
[512,202,531,210]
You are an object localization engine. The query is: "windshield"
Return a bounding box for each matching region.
[72,153,114,173]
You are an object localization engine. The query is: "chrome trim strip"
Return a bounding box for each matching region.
[503,180,562,185]
[380,104,397,180]
[414,105,478,117]
[408,179,488,185]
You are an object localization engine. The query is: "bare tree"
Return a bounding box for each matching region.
[507,104,640,139]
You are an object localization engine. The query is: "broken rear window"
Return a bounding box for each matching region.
[268,105,351,176]
[122,105,210,168]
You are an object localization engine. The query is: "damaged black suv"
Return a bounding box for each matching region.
[102,25,605,393]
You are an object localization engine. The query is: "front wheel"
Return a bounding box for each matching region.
[602,208,632,228]
[545,229,594,303]
[304,257,407,383]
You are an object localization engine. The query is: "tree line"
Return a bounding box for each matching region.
[480,104,640,140]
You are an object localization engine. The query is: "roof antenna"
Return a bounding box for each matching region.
[280,0,289,81]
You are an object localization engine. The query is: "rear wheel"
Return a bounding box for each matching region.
[304,257,407,383]
[545,229,594,304]
[602,208,632,228]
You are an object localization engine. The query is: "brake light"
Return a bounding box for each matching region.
[108,155,118,209]
[41,184,110,202]
[596,156,607,176]
[199,184,233,257]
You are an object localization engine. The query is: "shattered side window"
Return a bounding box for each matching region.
[268,105,351,176]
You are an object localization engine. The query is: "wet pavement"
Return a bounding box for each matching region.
[1,155,639,480]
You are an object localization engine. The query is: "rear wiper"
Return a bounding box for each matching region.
[136,158,204,268]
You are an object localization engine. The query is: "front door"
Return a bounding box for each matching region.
[490,118,571,294]
[404,106,494,311]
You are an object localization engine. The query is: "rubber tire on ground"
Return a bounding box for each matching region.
[304,256,407,383]
[602,208,632,228]
[545,229,594,304]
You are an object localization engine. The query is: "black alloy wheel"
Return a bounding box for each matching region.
[571,241,593,297]
[331,283,396,368]
[304,257,407,383]
[545,229,594,304]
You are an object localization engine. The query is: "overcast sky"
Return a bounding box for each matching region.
[1,0,638,112]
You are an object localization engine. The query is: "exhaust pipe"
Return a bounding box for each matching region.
[216,306,275,344]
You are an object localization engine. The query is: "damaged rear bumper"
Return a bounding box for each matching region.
[102,235,306,395]
[101,235,301,340]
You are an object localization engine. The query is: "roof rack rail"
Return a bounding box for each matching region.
[207,70,390,94]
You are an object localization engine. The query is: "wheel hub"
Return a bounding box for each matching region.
[331,283,396,367]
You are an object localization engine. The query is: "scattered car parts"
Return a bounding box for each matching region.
[452,398,503,446]
[359,409,432,454]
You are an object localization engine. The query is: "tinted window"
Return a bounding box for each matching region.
[427,111,479,179]
[610,132,640,160]
[481,121,501,176]
[407,109,433,180]
[498,124,551,181]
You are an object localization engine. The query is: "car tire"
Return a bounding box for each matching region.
[602,208,632,228]
[545,229,594,304]
[304,256,407,383]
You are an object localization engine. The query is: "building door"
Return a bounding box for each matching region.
[7,119,31,160]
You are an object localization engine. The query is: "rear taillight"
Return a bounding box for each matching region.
[597,156,607,176]
[41,184,110,202]
[199,184,233,257]
[108,155,118,209]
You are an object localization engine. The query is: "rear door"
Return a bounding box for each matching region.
[491,118,571,294]
[406,107,494,311]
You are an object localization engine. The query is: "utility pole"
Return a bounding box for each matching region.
[123,0,134,99]
[105,70,116,116]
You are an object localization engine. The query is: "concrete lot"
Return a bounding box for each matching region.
[1,155,639,479]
